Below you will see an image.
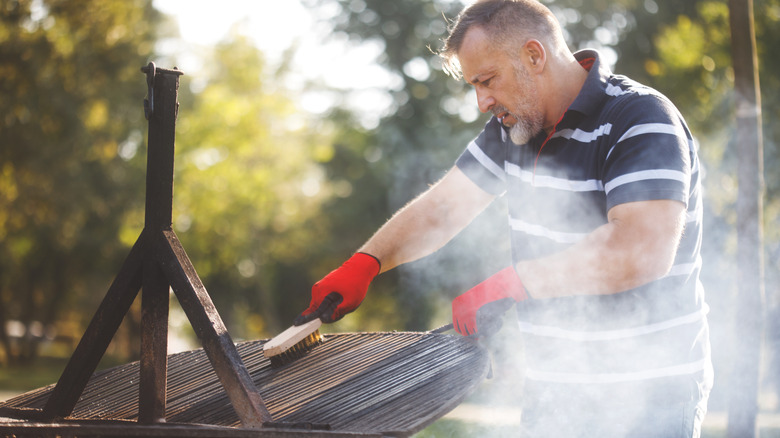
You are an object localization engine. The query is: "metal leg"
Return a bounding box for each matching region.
[139,256,170,424]
[42,234,145,420]
[157,229,272,427]
[39,64,272,429]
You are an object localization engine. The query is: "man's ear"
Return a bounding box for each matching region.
[524,39,546,72]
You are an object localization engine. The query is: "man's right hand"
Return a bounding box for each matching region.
[294,252,381,324]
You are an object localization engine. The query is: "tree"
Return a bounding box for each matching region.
[636,0,780,415]
[0,0,163,364]
[300,0,512,331]
[164,32,337,339]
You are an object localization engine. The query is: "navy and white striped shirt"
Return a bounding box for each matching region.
[456,50,710,393]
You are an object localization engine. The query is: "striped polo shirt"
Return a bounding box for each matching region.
[455,50,711,396]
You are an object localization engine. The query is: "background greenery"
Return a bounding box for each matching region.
[1,0,779,434]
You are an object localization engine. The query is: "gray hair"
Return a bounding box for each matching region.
[440,0,565,78]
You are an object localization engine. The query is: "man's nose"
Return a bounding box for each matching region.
[476,89,494,113]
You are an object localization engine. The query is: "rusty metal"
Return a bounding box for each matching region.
[138,61,176,425]
[143,61,155,120]
[0,422,382,437]
[157,228,272,426]
[27,64,272,428]
[1,331,489,437]
[39,234,146,420]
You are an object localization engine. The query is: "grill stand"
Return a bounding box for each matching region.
[1,64,495,438]
[32,64,272,428]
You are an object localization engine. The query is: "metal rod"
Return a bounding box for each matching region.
[41,235,146,420]
[158,229,273,427]
[138,62,181,425]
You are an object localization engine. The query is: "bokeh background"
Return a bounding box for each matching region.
[1,0,778,436]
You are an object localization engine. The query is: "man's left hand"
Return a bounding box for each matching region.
[452,266,529,336]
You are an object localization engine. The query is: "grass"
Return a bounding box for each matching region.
[414,419,517,437]
[0,353,132,401]
[413,418,780,438]
[0,356,69,393]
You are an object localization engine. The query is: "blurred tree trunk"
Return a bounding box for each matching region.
[727,0,765,437]
[0,305,12,365]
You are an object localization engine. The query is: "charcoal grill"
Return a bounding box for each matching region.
[0,65,492,437]
[1,331,490,436]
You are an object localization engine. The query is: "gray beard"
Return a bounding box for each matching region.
[508,118,539,145]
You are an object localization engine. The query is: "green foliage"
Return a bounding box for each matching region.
[165,33,340,338]
[0,356,70,392]
[0,0,162,364]
[634,4,780,398]
[301,0,513,331]
[413,419,518,438]
[639,2,741,316]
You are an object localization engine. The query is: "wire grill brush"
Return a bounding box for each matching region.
[264,292,345,368]
[263,318,323,368]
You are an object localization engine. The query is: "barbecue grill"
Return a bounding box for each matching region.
[0,65,493,437]
[1,331,490,437]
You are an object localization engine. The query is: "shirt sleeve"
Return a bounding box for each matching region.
[602,93,693,211]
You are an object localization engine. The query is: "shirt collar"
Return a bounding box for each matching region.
[567,49,613,116]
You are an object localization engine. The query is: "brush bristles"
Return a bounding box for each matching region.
[268,329,323,368]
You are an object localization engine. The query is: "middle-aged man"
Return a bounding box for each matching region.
[295,0,711,436]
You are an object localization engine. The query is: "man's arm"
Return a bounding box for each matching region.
[450,198,685,335]
[515,199,686,298]
[297,166,496,323]
[360,166,497,273]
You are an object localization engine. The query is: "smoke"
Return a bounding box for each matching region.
[379,139,770,436]
[413,126,777,437]
[361,78,780,435]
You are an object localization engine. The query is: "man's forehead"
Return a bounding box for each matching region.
[458,27,500,83]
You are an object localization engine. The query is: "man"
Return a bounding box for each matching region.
[296,0,711,436]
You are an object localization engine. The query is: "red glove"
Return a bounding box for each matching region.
[452,266,528,336]
[294,252,381,324]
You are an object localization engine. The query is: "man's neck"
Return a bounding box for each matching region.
[544,57,589,132]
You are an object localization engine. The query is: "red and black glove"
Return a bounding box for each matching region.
[452,266,529,336]
[294,252,381,325]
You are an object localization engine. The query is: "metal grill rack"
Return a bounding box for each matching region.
[2,332,490,437]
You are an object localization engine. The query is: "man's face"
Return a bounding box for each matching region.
[458,26,545,145]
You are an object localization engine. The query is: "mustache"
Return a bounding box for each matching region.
[492,105,517,127]
[492,105,509,118]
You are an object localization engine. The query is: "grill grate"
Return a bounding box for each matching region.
[1,331,489,436]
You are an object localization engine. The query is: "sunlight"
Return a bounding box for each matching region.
[153,0,396,120]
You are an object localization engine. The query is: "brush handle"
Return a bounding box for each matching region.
[293,292,344,325]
